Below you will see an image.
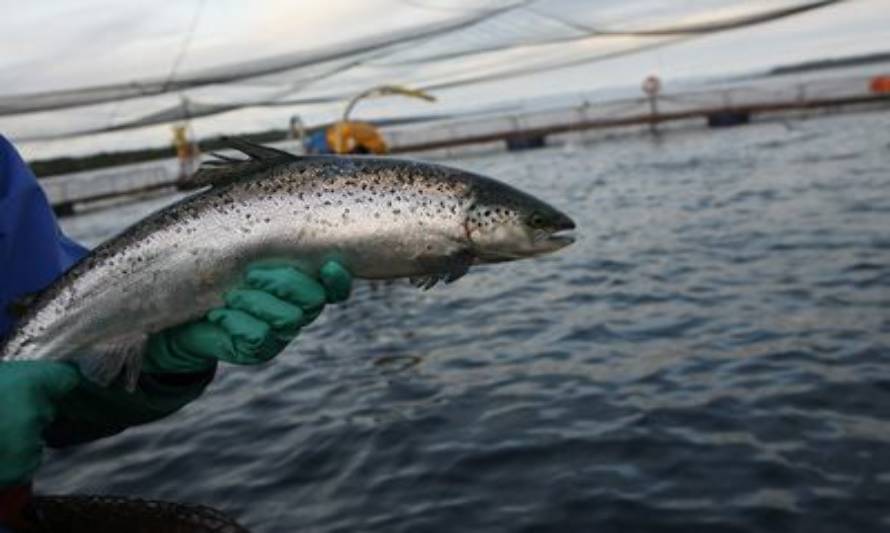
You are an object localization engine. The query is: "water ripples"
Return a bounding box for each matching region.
[42,110,890,532]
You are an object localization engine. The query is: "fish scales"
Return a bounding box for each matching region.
[1,145,575,386]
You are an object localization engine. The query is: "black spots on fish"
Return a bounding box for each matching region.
[323,200,332,207]
[245,213,252,220]
[392,209,401,215]
[264,217,271,224]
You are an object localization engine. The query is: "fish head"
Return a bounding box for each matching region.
[465,176,576,262]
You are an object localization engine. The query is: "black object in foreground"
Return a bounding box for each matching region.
[27,494,249,533]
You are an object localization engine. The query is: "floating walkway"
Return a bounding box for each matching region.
[41,74,890,216]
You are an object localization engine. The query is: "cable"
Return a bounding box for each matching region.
[163,0,206,93]
[0,3,525,117]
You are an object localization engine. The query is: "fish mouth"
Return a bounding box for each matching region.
[537,215,576,252]
[545,230,576,249]
[536,229,575,252]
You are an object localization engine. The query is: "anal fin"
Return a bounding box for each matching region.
[76,334,148,392]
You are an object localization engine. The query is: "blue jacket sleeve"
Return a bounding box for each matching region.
[0,135,88,338]
[0,135,214,448]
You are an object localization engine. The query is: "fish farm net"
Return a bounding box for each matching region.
[23,495,249,533]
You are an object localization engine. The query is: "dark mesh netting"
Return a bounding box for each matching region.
[22,495,249,533]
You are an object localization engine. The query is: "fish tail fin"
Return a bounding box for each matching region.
[76,334,147,392]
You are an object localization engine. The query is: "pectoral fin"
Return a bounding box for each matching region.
[410,249,474,290]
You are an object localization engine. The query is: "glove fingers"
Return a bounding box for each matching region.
[207,308,280,364]
[246,268,327,313]
[225,289,306,332]
[320,261,352,303]
[146,322,234,372]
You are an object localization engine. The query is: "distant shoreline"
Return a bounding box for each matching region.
[28,51,890,178]
[30,130,290,178]
[766,51,890,77]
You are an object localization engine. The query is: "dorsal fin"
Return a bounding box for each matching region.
[177,137,299,190]
[221,136,299,161]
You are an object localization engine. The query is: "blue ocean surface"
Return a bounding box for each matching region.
[44,109,890,532]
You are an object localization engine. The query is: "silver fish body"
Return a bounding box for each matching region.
[1,149,575,384]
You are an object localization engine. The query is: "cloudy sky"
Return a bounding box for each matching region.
[0,0,887,159]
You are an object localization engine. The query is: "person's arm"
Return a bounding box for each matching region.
[0,133,214,445]
[0,135,87,338]
[0,135,352,528]
[0,133,346,446]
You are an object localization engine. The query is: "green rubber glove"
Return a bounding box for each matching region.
[0,361,80,486]
[143,261,351,374]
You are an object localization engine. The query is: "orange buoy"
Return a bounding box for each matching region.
[327,121,387,154]
[869,75,890,94]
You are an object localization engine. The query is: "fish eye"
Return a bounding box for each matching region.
[528,212,548,229]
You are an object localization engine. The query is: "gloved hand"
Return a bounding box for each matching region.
[0,361,80,486]
[0,262,350,489]
[143,261,351,374]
